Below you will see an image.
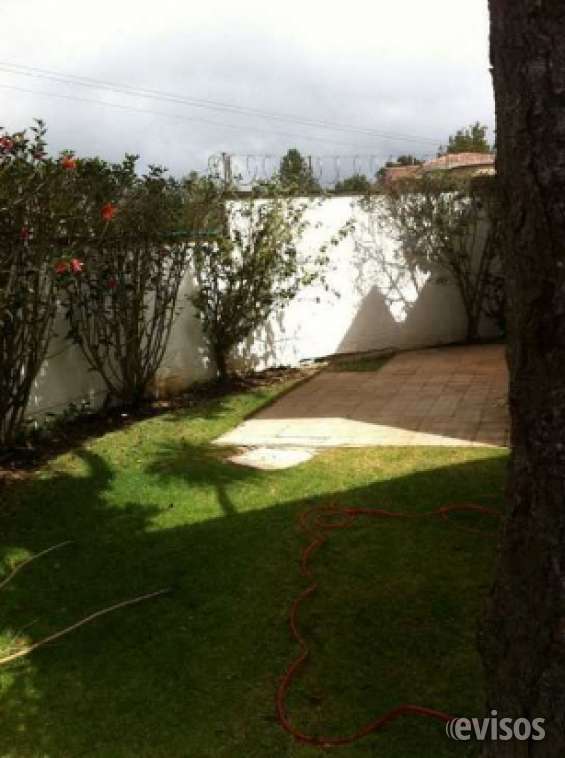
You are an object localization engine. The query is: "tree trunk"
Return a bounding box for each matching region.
[457,280,480,343]
[479,2,565,755]
[213,344,228,382]
[465,308,480,344]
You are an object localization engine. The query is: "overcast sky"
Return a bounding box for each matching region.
[0,0,494,181]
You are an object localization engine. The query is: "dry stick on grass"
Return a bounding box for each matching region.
[1,542,171,666]
[0,541,73,591]
[0,588,172,666]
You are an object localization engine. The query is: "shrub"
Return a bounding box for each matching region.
[188,179,329,380]
[0,121,86,446]
[62,158,192,406]
[383,173,503,342]
[334,174,371,194]
[0,122,194,449]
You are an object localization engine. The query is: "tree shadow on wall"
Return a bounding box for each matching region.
[232,307,290,374]
[336,198,466,355]
[351,202,428,318]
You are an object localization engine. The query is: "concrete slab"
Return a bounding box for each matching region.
[228,447,317,470]
[214,345,510,450]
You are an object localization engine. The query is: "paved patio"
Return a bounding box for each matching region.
[215,344,509,449]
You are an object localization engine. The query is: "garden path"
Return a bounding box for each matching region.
[215,344,509,451]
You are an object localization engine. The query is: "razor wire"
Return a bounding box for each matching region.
[207,152,441,189]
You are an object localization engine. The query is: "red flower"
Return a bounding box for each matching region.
[0,136,14,152]
[107,276,118,289]
[70,258,84,273]
[55,260,69,274]
[19,226,30,241]
[101,202,117,222]
[62,156,77,170]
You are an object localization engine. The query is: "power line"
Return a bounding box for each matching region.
[0,61,442,144]
[0,61,443,147]
[0,82,383,150]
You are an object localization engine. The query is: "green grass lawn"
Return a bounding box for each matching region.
[0,380,508,757]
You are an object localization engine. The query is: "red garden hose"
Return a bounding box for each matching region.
[276,502,502,748]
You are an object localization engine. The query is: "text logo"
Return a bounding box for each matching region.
[445,712,546,742]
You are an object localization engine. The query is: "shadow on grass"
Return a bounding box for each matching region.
[146,440,263,516]
[0,392,240,484]
[0,443,506,758]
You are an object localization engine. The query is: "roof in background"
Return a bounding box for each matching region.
[421,152,495,172]
[383,152,495,183]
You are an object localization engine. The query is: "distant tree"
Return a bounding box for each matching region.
[438,121,492,156]
[334,174,371,194]
[394,155,423,167]
[279,148,321,194]
[376,155,423,180]
[181,172,226,239]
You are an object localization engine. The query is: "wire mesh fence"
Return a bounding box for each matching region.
[206,151,493,192]
[207,152,384,190]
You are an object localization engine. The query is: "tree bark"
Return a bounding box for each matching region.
[465,307,481,344]
[479,2,565,756]
[213,344,228,382]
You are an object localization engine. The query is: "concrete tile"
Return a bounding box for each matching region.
[215,345,509,449]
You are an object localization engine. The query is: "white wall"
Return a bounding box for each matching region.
[27,274,216,417]
[26,195,497,418]
[233,195,495,369]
